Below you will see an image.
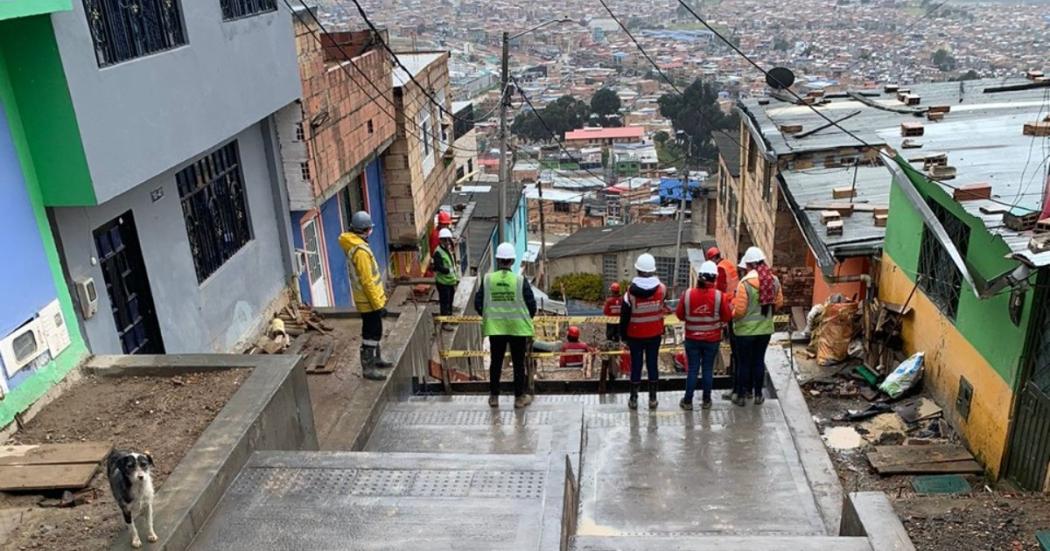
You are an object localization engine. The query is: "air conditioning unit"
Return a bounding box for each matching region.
[0,318,47,378]
[38,299,72,358]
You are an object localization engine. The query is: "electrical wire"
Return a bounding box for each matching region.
[285,0,482,155]
[671,0,1034,211]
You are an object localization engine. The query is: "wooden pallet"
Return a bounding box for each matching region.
[0,442,111,492]
[866,445,982,475]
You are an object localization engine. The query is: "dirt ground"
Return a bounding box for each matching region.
[0,369,247,551]
[793,348,1050,551]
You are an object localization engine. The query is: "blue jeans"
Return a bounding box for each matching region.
[734,334,772,397]
[684,340,720,402]
[628,337,661,383]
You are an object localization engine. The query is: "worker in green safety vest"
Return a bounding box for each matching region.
[474,242,537,409]
[732,246,784,407]
[432,228,460,324]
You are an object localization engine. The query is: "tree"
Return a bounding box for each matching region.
[773,37,791,51]
[591,88,622,118]
[952,69,980,81]
[657,78,738,168]
[510,95,590,142]
[932,48,957,72]
[653,131,670,145]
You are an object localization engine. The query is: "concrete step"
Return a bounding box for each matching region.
[570,535,873,550]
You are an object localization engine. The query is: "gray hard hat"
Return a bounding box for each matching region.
[350,211,373,232]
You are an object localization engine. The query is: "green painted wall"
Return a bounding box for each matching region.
[0,15,95,206]
[883,156,1036,389]
[0,16,89,429]
[0,0,71,20]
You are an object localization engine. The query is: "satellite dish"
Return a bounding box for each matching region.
[766,67,796,89]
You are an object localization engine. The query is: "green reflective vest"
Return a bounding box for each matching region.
[434,246,460,286]
[481,270,534,337]
[734,279,780,336]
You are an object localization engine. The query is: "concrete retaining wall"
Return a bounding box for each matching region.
[88,355,317,551]
[840,491,916,551]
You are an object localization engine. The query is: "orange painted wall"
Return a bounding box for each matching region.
[809,253,869,306]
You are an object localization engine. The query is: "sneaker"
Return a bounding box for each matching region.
[628,395,638,410]
[362,368,387,381]
[733,395,746,407]
[649,398,659,410]
[514,394,534,409]
[702,400,713,410]
[489,395,499,408]
[754,394,765,405]
[679,398,693,411]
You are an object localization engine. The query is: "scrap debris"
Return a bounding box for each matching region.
[866,445,982,475]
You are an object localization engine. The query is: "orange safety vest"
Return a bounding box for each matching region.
[682,288,724,342]
[626,285,666,339]
[718,259,740,299]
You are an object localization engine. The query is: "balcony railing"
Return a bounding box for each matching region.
[220,0,277,20]
[84,0,187,67]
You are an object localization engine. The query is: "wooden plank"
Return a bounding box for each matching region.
[0,442,111,467]
[868,445,973,467]
[869,459,983,476]
[0,463,99,491]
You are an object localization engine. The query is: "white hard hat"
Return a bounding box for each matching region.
[438,228,454,239]
[495,242,516,260]
[741,246,767,265]
[635,253,657,273]
[699,261,719,277]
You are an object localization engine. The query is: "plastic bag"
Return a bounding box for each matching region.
[879,352,925,399]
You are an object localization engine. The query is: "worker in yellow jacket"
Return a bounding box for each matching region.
[339,211,391,381]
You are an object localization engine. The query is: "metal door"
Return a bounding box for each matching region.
[1006,282,1050,490]
[93,211,165,354]
[302,217,330,307]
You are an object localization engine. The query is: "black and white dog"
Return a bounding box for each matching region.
[106,450,158,548]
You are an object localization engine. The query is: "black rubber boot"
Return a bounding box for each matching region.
[648,381,658,410]
[374,344,394,368]
[361,347,386,381]
[628,384,639,410]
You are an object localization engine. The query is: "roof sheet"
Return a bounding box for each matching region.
[547,220,693,259]
[392,52,444,88]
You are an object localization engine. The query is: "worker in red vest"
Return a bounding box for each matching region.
[618,253,667,410]
[602,282,623,342]
[560,326,590,368]
[675,261,733,410]
[429,210,453,256]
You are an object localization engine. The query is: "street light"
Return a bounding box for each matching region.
[497,17,576,244]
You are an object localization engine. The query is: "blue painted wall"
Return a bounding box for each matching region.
[0,99,56,338]
[365,158,390,275]
[320,193,350,306]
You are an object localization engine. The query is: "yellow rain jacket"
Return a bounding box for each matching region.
[339,232,387,313]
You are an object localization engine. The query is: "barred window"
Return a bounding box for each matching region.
[603,255,618,287]
[220,0,277,20]
[917,200,970,321]
[300,161,311,182]
[84,0,187,67]
[655,256,689,289]
[177,142,254,283]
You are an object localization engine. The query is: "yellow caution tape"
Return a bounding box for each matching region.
[440,341,734,359]
[435,314,790,325]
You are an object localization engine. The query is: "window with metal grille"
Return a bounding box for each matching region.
[177,142,254,283]
[300,161,311,182]
[220,0,277,20]
[917,200,970,321]
[655,256,689,288]
[762,168,773,201]
[84,0,187,67]
[295,122,305,142]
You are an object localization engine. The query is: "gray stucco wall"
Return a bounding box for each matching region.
[52,122,289,354]
[50,2,300,204]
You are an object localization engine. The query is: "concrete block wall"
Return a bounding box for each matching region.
[293,19,396,202]
[382,53,455,247]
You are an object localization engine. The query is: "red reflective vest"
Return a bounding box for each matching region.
[626,285,666,339]
[603,296,622,317]
[560,341,589,368]
[678,287,727,342]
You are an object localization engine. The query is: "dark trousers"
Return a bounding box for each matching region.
[627,337,661,384]
[437,283,456,316]
[361,310,383,347]
[605,323,620,342]
[684,340,720,402]
[489,335,527,397]
[734,333,772,397]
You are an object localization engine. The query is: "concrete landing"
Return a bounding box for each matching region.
[188,451,563,551]
[577,400,825,539]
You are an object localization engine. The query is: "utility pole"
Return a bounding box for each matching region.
[497,31,510,243]
[537,176,549,291]
[671,134,690,297]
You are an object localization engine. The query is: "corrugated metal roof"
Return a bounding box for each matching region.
[740,77,1050,268]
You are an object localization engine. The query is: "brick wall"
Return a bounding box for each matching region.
[382,53,455,247]
[528,198,584,236]
[294,20,396,203]
[714,153,741,263]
